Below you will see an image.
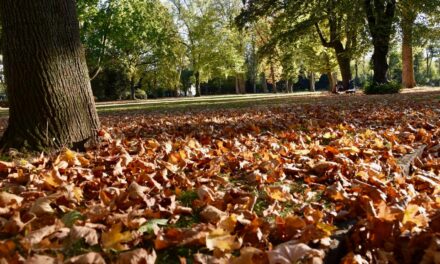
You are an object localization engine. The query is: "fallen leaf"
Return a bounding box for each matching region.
[101,222,132,251]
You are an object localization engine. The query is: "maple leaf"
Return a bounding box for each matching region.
[101,222,133,251]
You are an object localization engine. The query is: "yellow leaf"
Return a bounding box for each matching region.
[43,171,63,188]
[323,132,332,139]
[101,223,132,251]
[316,222,336,236]
[265,186,292,202]
[339,146,360,154]
[402,204,429,229]
[206,229,241,252]
[73,187,83,202]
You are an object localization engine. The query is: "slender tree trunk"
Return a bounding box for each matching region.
[354,60,359,87]
[261,73,268,93]
[235,74,246,94]
[288,79,294,93]
[328,72,336,93]
[0,0,100,151]
[401,20,416,88]
[130,76,136,100]
[309,72,315,92]
[270,63,277,93]
[235,75,240,94]
[239,74,246,94]
[195,71,201,97]
[253,81,257,94]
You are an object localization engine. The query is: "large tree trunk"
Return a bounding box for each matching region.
[402,20,416,88]
[372,45,390,84]
[334,47,352,90]
[336,55,352,90]
[195,71,201,97]
[0,0,100,151]
[364,0,396,85]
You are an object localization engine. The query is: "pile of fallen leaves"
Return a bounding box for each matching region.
[1,93,440,263]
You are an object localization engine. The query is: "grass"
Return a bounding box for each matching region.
[0,88,439,117]
[97,92,326,114]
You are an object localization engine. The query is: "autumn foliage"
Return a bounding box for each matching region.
[0,92,440,263]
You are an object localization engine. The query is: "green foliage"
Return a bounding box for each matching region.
[135,89,147,99]
[138,219,168,234]
[177,190,198,207]
[78,0,184,99]
[364,81,402,94]
[62,211,85,228]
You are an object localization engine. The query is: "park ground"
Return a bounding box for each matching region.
[1,87,440,263]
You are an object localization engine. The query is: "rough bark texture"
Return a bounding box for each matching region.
[0,0,100,151]
[335,50,352,91]
[364,0,396,84]
[401,21,416,88]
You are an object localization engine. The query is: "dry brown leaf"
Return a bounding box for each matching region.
[200,205,227,224]
[70,226,99,246]
[0,192,23,207]
[64,252,106,264]
[267,241,324,264]
[116,248,156,264]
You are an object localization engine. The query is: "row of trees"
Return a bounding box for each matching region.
[75,0,440,100]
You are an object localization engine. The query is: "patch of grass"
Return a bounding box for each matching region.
[0,154,12,161]
[173,214,201,228]
[177,190,198,207]
[62,239,101,258]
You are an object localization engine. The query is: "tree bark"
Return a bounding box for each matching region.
[0,0,100,151]
[235,75,240,94]
[335,53,352,90]
[235,74,246,94]
[328,72,336,93]
[364,0,396,85]
[195,71,201,97]
[309,72,315,92]
[372,45,390,84]
[288,79,294,93]
[261,73,268,93]
[270,63,277,93]
[130,76,136,100]
[402,19,416,88]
